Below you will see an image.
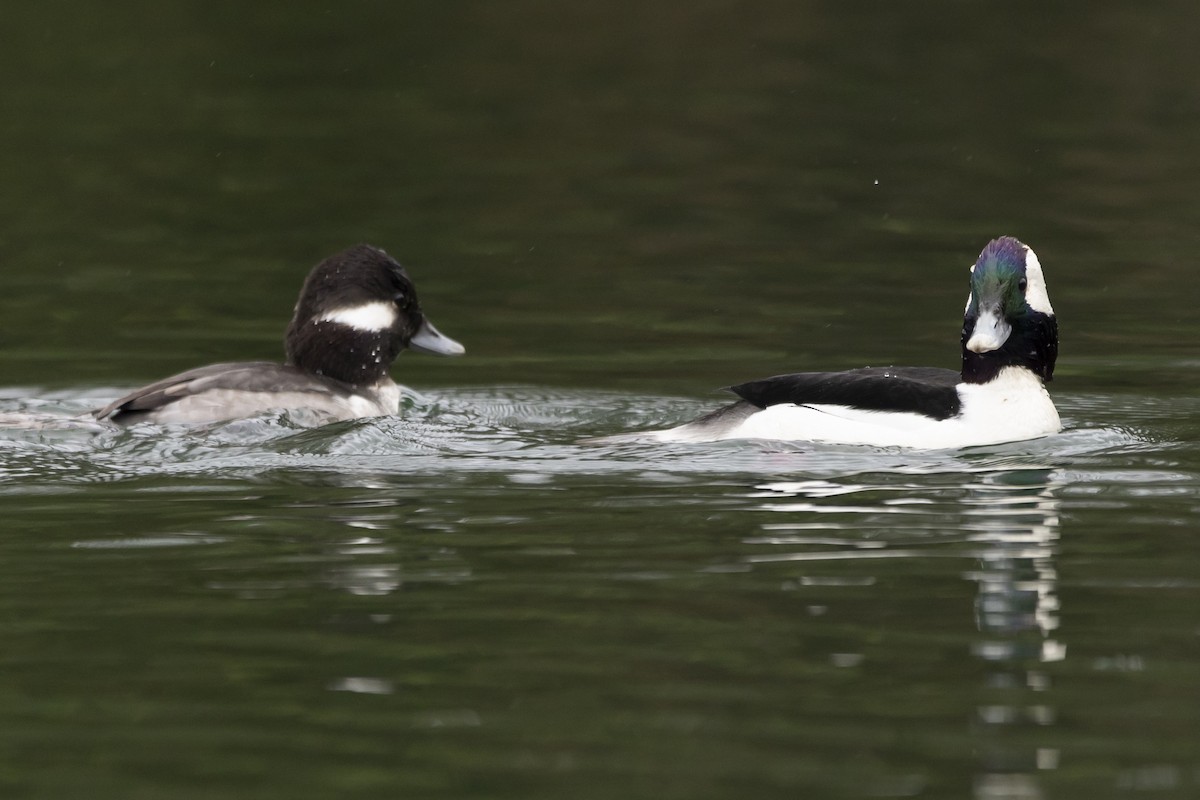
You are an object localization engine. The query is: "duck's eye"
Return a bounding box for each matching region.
[393,291,408,304]
[1018,278,1028,293]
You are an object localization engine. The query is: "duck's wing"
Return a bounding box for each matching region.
[92,362,351,422]
[728,366,962,420]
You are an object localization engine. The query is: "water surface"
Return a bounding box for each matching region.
[2,2,1200,798]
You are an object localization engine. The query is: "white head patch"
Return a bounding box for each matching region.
[318,301,397,332]
[1022,246,1054,315]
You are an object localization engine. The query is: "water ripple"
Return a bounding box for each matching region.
[0,388,1193,497]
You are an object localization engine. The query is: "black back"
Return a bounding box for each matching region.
[729,366,963,420]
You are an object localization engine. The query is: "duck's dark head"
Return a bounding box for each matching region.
[285,244,464,386]
[961,236,1058,385]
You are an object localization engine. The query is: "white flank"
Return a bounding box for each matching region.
[649,367,1059,450]
[319,301,397,332]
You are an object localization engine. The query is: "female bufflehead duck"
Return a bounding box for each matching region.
[641,236,1059,449]
[93,244,465,425]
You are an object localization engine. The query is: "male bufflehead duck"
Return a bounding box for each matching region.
[92,244,465,425]
[641,236,1059,449]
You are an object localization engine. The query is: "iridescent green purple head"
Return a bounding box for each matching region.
[960,236,1058,384]
[963,236,1053,352]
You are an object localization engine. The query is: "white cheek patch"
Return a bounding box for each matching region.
[319,301,397,332]
[1022,246,1054,315]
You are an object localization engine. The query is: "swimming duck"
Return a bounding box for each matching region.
[93,244,464,425]
[641,236,1059,449]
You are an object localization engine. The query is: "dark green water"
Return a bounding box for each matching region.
[2,3,1199,798]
